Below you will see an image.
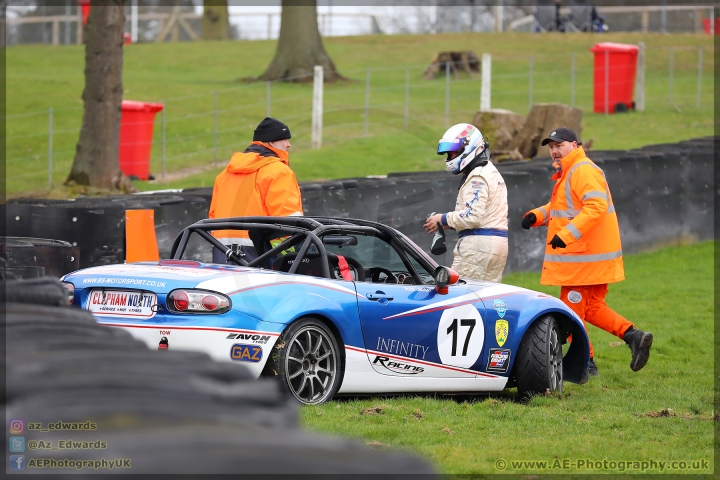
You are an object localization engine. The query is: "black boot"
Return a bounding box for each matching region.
[588,357,599,376]
[623,327,653,372]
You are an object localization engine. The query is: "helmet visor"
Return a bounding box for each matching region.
[437,139,466,155]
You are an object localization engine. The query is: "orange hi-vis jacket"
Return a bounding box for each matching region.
[527,146,625,286]
[209,142,303,241]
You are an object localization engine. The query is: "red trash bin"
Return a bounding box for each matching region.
[589,43,638,114]
[77,0,90,25]
[703,18,719,34]
[119,101,163,181]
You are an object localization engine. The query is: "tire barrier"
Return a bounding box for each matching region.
[4,136,714,274]
[0,237,80,280]
[3,278,438,475]
[0,276,70,306]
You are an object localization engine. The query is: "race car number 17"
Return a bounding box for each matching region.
[436,304,484,368]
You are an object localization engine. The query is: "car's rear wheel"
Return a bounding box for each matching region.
[275,318,342,405]
[514,315,563,401]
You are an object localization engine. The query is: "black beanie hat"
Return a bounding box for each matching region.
[253,117,291,143]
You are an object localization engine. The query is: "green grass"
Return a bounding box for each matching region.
[5,32,714,196]
[300,242,714,475]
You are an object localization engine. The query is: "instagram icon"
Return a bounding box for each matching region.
[9,419,24,434]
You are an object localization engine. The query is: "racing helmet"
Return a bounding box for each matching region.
[437,123,488,175]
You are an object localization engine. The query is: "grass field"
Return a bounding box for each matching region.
[300,242,715,475]
[4,32,714,197]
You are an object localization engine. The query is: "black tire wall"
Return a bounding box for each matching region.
[3,278,438,475]
[5,137,714,274]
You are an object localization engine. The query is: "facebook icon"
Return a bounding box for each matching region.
[10,455,25,470]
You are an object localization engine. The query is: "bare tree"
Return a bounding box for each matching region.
[202,0,230,40]
[259,0,343,83]
[66,0,133,191]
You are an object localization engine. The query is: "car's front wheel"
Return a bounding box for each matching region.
[514,315,563,401]
[274,318,342,405]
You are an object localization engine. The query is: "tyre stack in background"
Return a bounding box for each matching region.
[3,276,438,475]
[4,136,715,276]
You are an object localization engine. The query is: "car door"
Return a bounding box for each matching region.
[325,233,488,378]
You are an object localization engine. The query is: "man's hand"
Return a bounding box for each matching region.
[521,213,536,230]
[424,214,445,233]
[548,235,566,249]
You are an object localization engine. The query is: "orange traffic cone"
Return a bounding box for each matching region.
[125,209,160,262]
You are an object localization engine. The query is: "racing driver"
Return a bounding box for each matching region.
[424,123,509,282]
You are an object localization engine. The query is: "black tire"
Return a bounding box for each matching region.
[514,315,563,401]
[274,318,342,405]
[0,277,69,306]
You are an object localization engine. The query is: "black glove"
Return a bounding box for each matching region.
[521,213,536,230]
[548,235,566,249]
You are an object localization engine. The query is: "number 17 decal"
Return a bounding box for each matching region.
[437,304,484,368]
[447,318,476,356]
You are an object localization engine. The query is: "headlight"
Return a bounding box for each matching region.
[166,289,231,314]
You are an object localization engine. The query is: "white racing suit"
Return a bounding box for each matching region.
[441,161,509,282]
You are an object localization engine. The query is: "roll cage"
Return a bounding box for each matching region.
[169,216,441,283]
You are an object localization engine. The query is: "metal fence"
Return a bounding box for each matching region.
[4,45,714,195]
[4,4,716,46]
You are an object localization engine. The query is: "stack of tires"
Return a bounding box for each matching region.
[4,277,437,475]
[0,237,79,280]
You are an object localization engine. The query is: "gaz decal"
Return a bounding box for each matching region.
[437,304,484,368]
[230,344,263,363]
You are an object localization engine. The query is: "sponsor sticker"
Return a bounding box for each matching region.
[495,320,509,347]
[372,355,424,375]
[226,333,271,345]
[230,344,263,363]
[567,290,582,304]
[87,290,157,318]
[486,348,511,373]
[493,299,507,318]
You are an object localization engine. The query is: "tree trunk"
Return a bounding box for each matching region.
[202,0,230,40]
[508,103,583,158]
[66,0,133,191]
[258,0,344,83]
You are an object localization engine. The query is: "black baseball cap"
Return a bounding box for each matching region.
[541,127,578,146]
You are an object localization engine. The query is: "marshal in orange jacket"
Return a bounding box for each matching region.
[209,141,303,241]
[526,146,625,286]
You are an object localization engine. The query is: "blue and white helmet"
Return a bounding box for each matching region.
[437,123,488,175]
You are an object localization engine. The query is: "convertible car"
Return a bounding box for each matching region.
[61,216,590,404]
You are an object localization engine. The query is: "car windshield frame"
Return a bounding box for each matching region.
[170,216,440,283]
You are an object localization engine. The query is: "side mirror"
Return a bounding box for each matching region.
[435,266,460,290]
[323,235,358,247]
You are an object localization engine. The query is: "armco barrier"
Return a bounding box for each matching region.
[4,137,714,276]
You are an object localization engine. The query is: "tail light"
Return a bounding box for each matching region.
[166,289,230,314]
[61,282,75,305]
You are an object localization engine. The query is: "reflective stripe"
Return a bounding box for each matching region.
[538,206,548,220]
[607,205,615,214]
[564,161,592,209]
[550,209,580,219]
[544,250,623,263]
[566,223,582,240]
[288,212,304,217]
[582,190,609,201]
